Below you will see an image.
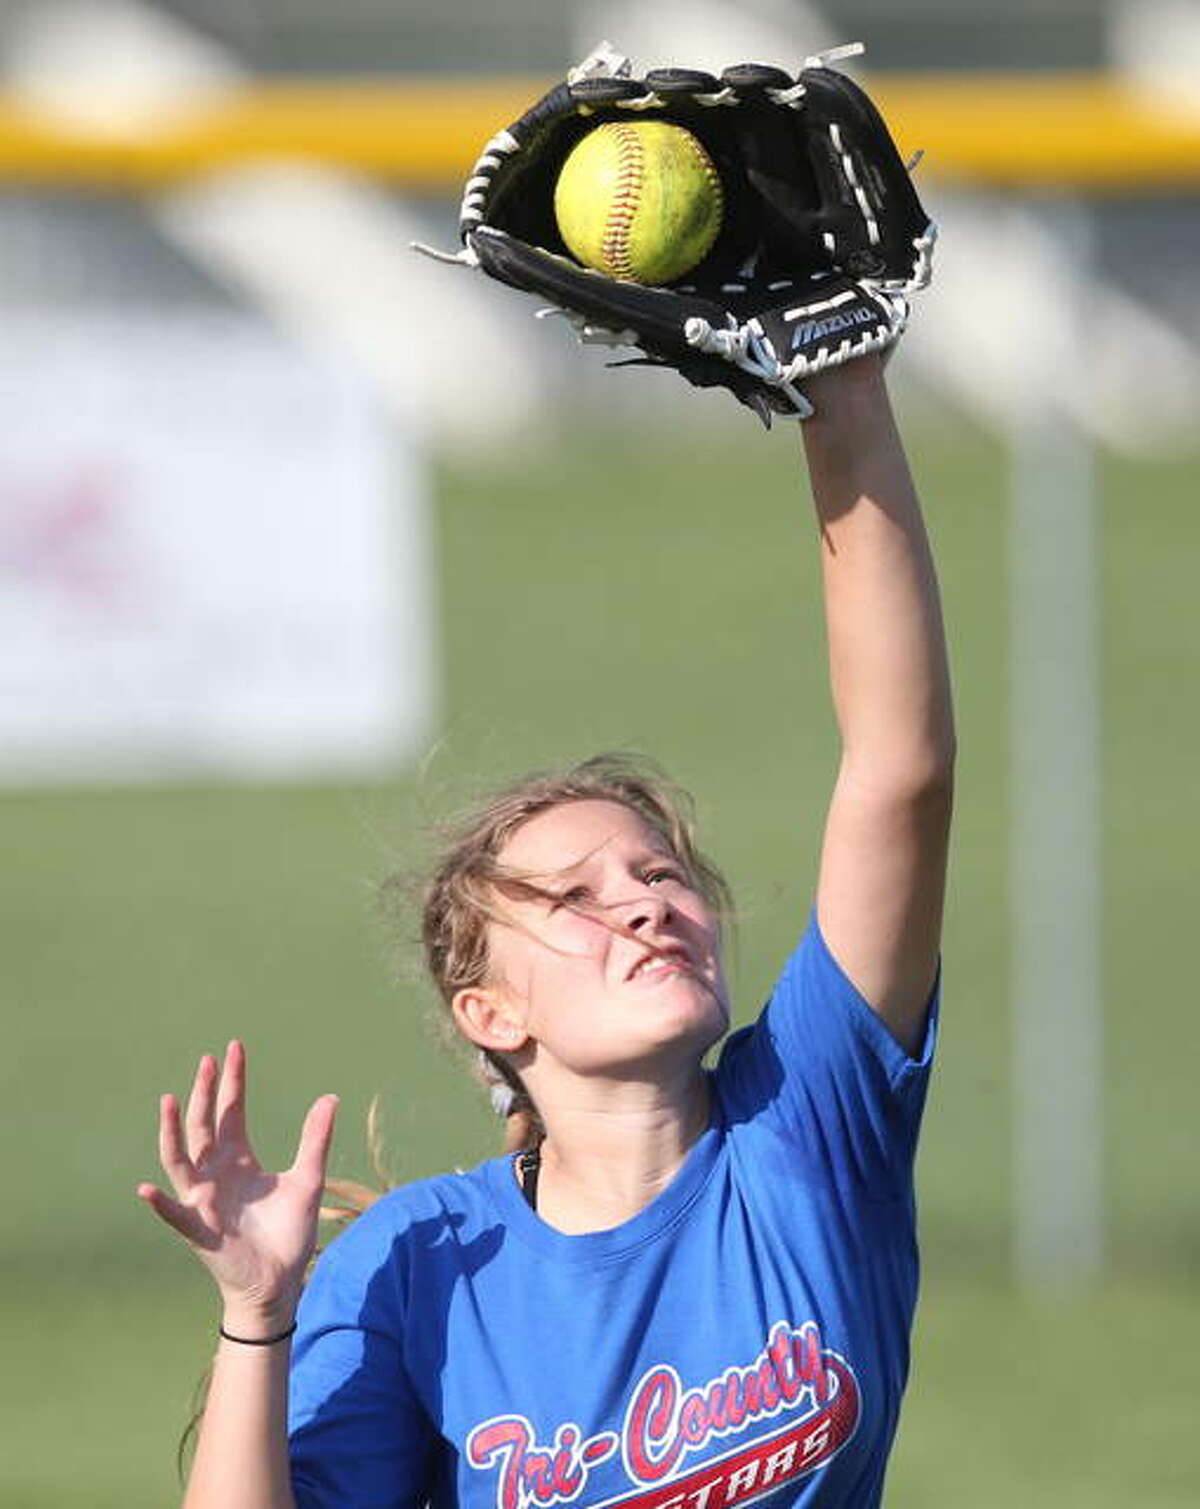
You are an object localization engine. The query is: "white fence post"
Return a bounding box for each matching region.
[1009,199,1105,1288]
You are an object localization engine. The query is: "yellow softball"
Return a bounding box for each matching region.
[554,121,724,286]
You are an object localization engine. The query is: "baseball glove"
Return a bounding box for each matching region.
[419,43,935,424]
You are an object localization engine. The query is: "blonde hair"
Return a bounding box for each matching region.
[414,752,732,1153]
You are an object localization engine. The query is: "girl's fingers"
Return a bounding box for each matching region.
[158,1093,196,1193]
[184,1053,218,1164]
[214,1038,248,1146]
[290,1094,340,1186]
[136,1182,208,1246]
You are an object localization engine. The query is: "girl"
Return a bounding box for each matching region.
[139,353,954,1509]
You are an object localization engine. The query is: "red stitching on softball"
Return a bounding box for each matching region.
[602,124,641,279]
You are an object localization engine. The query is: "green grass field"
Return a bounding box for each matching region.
[3,403,1197,1505]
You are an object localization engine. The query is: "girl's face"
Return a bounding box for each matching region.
[477,800,729,1081]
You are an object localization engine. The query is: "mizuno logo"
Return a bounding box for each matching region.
[790,307,873,351]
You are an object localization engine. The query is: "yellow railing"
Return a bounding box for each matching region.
[0,73,1197,190]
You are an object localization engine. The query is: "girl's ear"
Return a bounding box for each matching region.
[451,985,530,1053]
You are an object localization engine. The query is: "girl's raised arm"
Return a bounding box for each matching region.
[802,356,955,1056]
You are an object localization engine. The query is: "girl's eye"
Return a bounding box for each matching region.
[552,885,590,909]
[646,867,683,887]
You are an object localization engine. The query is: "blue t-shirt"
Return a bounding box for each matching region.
[289,915,938,1509]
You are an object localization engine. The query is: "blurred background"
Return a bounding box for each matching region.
[1,1,1197,1505]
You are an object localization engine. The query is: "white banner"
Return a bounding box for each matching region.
[0,313,433,783]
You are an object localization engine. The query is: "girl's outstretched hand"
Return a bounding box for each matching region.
[137,1040,338,1334]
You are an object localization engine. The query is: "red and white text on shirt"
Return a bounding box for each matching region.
[466,1321,860,1509]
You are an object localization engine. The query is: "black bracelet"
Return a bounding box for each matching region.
[219,1321,297,1347]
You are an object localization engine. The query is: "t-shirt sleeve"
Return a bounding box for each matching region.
[288,1203,435,1509]
[714,909,938,1199]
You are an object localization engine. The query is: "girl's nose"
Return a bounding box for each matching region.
[623,889,672,932]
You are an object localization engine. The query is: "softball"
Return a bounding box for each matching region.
[554,121,724,286]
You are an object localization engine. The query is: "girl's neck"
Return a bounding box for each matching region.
[526,1069,710,1234]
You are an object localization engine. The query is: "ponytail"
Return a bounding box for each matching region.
[475,1049,544,1155]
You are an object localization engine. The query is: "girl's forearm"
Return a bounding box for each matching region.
[182,1313,297,1509]
[801,358,955,784]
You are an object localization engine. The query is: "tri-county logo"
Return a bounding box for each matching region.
[466,1321,861,1509]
